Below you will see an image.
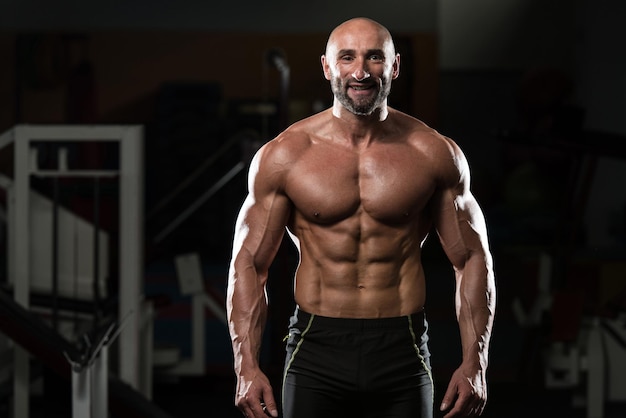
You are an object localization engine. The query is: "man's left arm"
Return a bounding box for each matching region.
[434,139,496,417]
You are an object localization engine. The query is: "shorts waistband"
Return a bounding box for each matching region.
[292,307,425,331]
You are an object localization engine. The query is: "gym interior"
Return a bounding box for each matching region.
[1,2,625,417]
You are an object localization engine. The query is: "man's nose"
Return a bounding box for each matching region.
[352,65,371,82]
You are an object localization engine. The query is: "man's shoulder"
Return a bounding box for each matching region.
[390,109,443,138]
[266,111,330,150]
[255,112,328,168]
[389,110,466,182]
[390,111,456,155]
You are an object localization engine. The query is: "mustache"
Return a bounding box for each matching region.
[347,78,377,86]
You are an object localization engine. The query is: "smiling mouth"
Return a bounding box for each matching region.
[349,83,375,92]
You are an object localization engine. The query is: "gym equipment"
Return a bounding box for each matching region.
[0,124,148,417]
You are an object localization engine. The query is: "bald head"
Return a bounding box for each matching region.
[325,17,396,57]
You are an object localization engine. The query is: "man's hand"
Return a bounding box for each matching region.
[439,365,487,417]
[235,369,279,417]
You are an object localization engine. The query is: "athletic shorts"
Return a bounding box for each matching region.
[282,307,434,418]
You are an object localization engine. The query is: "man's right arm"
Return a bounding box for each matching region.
[226,144,291,418]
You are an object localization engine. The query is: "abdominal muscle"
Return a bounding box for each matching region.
[290,213,427,318]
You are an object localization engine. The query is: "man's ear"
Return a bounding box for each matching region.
[392,53,401,80]
[321,55,332,81]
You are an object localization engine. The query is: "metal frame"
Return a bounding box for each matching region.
[0,124,146,417]
[70,343,109,418]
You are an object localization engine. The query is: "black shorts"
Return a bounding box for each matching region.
[282,307,433,418]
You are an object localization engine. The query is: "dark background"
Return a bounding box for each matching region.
[1,1,625,417]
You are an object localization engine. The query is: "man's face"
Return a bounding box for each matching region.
[323,21,399,116]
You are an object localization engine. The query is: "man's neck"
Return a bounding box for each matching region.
[329,101,391,148]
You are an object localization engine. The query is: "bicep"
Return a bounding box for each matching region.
[232,191,291,275]
[434,187,490,270]
[431,140,491,270]
[231,147,292,276]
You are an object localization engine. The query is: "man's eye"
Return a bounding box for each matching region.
[340,56,354,62]
[369,55,383,62]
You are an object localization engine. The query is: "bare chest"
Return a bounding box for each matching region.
[285,143,437,223]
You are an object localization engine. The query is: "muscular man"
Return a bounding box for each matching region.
[227,17,496,418]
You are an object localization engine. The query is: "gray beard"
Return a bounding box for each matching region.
[331,78,390,116]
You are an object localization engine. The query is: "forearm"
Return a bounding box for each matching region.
[455,253,496,372]
[227,261,270,375]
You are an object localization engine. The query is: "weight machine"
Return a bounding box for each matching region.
[0,124,150,417]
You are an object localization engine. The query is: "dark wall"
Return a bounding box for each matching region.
[0,1,436,32]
